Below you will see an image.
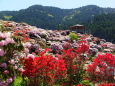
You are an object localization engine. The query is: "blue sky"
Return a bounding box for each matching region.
[0,0,115,11]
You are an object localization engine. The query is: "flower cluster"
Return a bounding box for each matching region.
[13,29,30,41]
[21,49,66,85]
[0,32,15,46]
[0,62,14,86]
[86,53,115,82]
[0,20,115,86]
[51,43,63,54]
[0,77,13,86]
[0,32,15,57]
[75,42,89,54]
[60,42,89,85]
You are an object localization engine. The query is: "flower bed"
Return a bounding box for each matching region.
[0,20,115,86]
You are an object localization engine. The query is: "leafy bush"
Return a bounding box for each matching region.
[69,32,79,41]
[80,80,93,86]
[11,77,26,86]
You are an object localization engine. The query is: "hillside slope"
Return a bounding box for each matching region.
[87,13,115,43]
[0,5,115,29]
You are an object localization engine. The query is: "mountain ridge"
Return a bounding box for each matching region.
[0,5,115,43]
[1,5,115,29]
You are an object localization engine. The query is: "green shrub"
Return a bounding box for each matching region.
[10,77,27,86]
[69,32,79,41]
[80,80,93,86]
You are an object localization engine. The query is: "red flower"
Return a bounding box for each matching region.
[86,53,115,82]
[75,43,89,53]
[98,83,115,86]
[21,49,67,84]
[76,84,82,86]
[13,29,30,41]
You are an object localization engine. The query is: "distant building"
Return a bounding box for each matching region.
[70,24,85,33]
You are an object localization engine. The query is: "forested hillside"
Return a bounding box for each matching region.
[87,13,115,43]
[0,5,115,29]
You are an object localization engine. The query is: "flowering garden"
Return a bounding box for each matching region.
[0,20,115,86]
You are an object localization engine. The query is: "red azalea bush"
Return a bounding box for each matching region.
[86,53,115,83]
[21,49,66,86]
[20,40,114,86]
[13,29,30,41]
[75,42,89,54]
[60,41,89,85]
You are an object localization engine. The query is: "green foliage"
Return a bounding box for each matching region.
[10,77,26,86]
[13,36,24,51]
[0,24,6,31]
[69,32,79,41]
[87,13,115,43]
[47,13,54,18]
[80,80,93,86]
[4,16,13,20]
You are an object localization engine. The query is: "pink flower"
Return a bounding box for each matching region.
[3,70,9,74]
[0,32,6,38]
[0,49,5,56]
[6,38,15,44]
[6,77,13,84]
[24,48,29,53]
[0,40,8,46]
[0,32,11,38]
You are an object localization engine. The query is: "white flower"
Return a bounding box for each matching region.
[18,68,24,72]
[9,59,15,65]
[4,32,11,38]
[27,54,35,58]
[13,66,18,69]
